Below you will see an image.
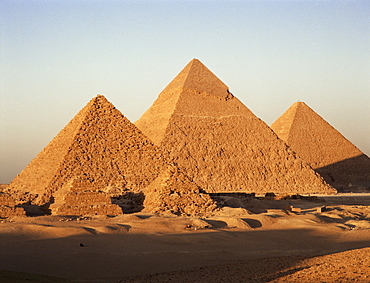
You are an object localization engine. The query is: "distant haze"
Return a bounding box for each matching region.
[1,1,369,183]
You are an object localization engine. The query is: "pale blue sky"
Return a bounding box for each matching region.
[1,0,369,183]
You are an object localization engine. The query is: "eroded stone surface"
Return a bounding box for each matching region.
[50,177,122,216]
[136,59,336,194]
[7,95,216,216]
[143,166,217,216]
[0,193,26,218]
[7,95,169,205]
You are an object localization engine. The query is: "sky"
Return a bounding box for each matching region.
[0,0,369,184]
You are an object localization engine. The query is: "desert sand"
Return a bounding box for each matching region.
[1,194,370,282]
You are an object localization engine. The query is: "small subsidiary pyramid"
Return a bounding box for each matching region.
[0,193,26,218]
[135,59,336,194]
[50,177,122,216]
[143,166,217,216]
[8,95,171,206]
[271,102,370,190]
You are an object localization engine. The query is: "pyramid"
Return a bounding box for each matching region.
[271,102,370,190]
[143,166,217,216]
[135,59,336,195]
[50,177,122,216]
[0,193,26,218]
[8,95,172,206]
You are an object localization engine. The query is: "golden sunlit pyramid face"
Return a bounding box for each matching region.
[271,101,370,190]
[135,59,255,146]
[7,95,171,206]
[135,59,336,195]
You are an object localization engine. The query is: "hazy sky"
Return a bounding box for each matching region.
[1,0,369,184]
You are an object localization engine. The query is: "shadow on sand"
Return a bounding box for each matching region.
[315,154,370,192]
[1,226,369,282]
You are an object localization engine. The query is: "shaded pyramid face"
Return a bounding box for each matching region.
[8,95,170,205]
[136,59,336,194]
[271,102,370,189]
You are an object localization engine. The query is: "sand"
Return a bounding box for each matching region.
[1,194,370,282]
[122,249,370,283]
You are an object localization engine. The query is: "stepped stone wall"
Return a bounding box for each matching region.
[8,95,169,206]
[271,102,370,189]
[50,178,122,216]
[0,193,26,218]
[136,59,336,195]
[143,166,217,216]
[161,114,333,194]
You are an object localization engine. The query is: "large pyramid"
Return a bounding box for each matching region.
[8,95,171,206]
[135,59,335,194]
[271,102,370,190]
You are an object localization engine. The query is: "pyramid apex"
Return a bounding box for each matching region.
[163,59,230,99]
[8,94,172,206]
[294,101,308,106]
[93,94,107,100]
[272,101,367,187]
[293,102,322,117]
[87,94,112,107]
[188,58,202,64]
[287,101,311,114]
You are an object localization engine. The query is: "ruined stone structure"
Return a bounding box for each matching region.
[136,59,336,194]
[8,94,218,215]
[8,95,170,206]
[50,177,122,216]
[0,193,26,218]
[271,102,370,190]
[143,166,217,216]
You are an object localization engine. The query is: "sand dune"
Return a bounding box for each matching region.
[121,248,370,283]
[1,195,369,282]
